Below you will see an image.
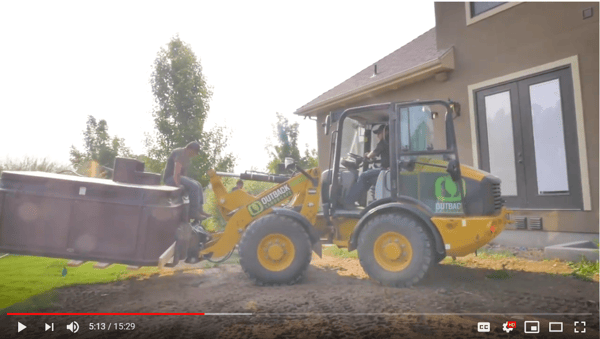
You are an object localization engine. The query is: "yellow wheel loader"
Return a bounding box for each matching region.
[170,100,514,287]
[0,100,511,287]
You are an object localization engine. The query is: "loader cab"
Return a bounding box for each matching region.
[322,100,465,217]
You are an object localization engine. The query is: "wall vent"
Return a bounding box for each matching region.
[529,217,543,230]
[514,216,527,229]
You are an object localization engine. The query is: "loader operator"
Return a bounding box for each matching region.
[163,141,211,221]
[343,124,389,209]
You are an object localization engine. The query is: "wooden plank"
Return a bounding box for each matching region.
[94,262,111,269]
[126,265,140,271]
[158,242,176,269]
[67,260,84,267]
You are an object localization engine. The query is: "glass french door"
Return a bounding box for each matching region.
[476,67,583,209]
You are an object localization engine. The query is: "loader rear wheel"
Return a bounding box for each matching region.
[358,212,432,287]
[239,214,312,286]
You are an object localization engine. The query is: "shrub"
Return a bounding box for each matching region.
[0,157,73,175]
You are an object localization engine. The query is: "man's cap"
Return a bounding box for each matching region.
[185,141,201,152]
[373,124,386,134]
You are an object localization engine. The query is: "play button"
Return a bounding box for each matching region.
[17,322,26,333]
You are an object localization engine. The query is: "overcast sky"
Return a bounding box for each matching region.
[0,1,436,173]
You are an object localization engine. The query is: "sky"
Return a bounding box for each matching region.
[0,1,436,173]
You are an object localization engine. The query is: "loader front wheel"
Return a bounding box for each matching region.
[239,214,312,286]
[358,212,433,287]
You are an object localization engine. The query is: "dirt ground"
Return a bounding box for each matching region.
[1,246,598,339]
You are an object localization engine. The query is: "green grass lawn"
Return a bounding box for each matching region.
[0,255,159,310]
[323,245,358,259]
[568,257,599,281]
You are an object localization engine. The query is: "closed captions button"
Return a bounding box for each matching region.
[477,322,490,332]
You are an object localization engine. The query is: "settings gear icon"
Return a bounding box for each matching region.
[503,321,515,333]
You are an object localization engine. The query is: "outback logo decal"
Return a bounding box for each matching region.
[247,184,293,217]
[434,176,466,214]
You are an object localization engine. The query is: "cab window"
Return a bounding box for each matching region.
[399,105,445,152]
[340,118,365,156]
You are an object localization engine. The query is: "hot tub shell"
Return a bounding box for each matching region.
[0,161,187,266]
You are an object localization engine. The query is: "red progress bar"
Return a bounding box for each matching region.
[7,313,205,316]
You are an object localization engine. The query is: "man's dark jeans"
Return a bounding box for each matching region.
[344,169,383,207]
[165,176,204,219]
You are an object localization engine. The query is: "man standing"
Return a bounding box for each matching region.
[163,141,211,220]
[343,124,389,209]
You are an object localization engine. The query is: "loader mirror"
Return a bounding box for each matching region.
[447,159,461,182]
[284,157,295,170]
[277,163,286,174]
[323,114,331,135]
[450,102,461,118]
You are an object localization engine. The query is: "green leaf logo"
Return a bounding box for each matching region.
[435,176,465,202]
[248,201,264,217]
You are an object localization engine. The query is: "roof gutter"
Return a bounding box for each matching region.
[295,47,455,116]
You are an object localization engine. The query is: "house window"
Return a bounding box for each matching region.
[465,2,521,26]
[483,90,518,196]
[470,2,506,17]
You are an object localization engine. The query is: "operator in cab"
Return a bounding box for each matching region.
[163,141,211,221]
[343,124,389,209]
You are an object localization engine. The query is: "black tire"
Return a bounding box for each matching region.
[357,212,433,287]
[434,251,447,264]
[239,214,312,286]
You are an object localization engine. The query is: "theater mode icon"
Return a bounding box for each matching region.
[549,322,563,332]
[477,322,491,332]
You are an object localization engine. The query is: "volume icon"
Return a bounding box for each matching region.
[66,321,79,333]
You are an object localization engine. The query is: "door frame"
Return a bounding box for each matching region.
[467,55,591,211]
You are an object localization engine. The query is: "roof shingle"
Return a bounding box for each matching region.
[296,27,447,114]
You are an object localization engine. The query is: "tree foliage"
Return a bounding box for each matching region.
[203,176,276,232]
[69,116,133,175]
[266,113,318,173]
[145,35,235,186]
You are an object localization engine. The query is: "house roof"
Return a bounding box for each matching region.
[295,28,453,116]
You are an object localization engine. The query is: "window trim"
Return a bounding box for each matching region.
[467,55,591,211]
[465,2,522,26]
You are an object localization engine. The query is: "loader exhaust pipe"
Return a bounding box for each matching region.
[215,171,289,183]
[215,172,241,178]
[239,173,288,183]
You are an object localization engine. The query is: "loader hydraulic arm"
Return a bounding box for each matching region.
[199,168,321,259]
